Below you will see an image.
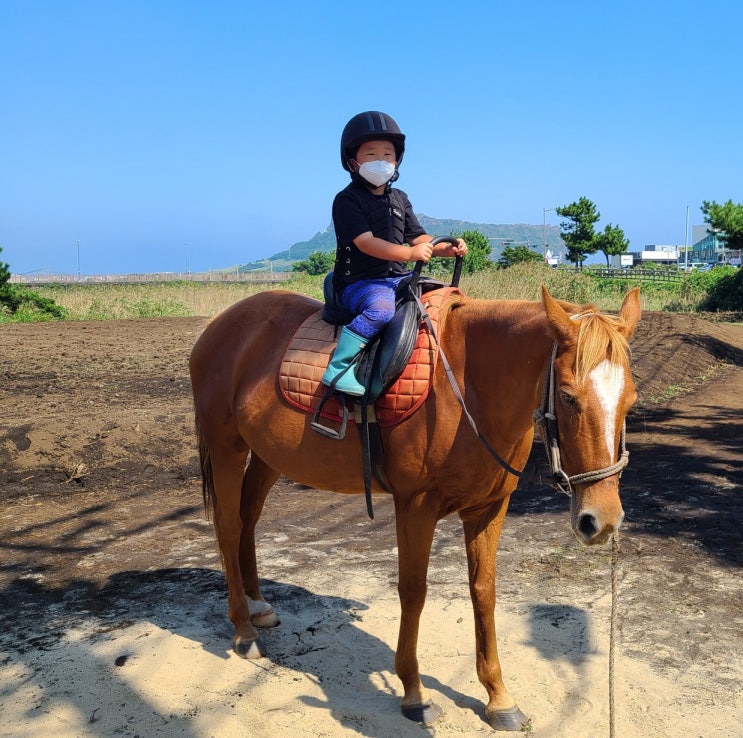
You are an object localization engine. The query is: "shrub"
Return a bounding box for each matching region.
[699,267,743,311]
[0,284,67,322]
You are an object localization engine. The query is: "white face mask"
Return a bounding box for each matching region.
[358,160,396,187]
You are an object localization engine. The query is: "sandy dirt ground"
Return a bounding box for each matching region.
[1,307,742,737]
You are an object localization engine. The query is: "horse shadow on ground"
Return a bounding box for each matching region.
[621,403,742,565]
[526,604,593,667]
[524,603,598,736]
[0,569,522,736]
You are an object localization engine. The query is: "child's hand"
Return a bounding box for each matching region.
[453,238,468,257]
[410,241,434,262]
[432,238,468,258]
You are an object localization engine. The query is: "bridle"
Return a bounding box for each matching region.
[532,340,630,497]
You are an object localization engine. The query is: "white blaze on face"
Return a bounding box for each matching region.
[589,360,625,458]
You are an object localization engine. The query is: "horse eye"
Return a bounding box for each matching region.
[560,389,578,406]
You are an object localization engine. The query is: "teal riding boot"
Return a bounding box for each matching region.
[321,326,367,396]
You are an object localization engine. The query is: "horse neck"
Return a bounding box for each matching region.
[447,299,553,437]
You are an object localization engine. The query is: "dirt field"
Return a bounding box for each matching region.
[1,306,742,737]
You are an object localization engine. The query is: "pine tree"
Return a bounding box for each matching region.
[0,246,66,319]
[0,246,10,288]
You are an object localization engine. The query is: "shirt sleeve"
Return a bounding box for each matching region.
[332,191,371,246]
[397,190,426,242]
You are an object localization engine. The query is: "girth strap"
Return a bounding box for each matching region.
[355,401,392,519]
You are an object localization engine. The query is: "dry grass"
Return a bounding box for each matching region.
[34,276,323,320]
[31,266,676,321]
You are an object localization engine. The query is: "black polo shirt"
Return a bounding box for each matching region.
[332,181,426,287]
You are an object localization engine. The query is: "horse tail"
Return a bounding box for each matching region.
[195,416,216,520]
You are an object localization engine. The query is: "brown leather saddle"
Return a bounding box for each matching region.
[279,284,461,427]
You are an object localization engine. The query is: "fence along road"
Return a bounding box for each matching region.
[10,271,288,286]
[589,268,684,282]
[12,267,691,287]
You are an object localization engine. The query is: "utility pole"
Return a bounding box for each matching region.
[543,208,555,259]
[684,206,689,270]
[77,240,81,281]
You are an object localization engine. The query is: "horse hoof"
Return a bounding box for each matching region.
[486,705,530,731]
[248,599,281,628]
[402,700,442,726]
[250,608,280,628]
[233,636,266,659]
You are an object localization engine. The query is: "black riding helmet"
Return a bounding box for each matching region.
[340,111,406,174]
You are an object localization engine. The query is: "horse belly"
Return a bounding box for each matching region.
[237,394,383,496]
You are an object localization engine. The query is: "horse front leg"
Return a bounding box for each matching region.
[210,446,265,659]
[394,496,441,725]
[460,499,529,731]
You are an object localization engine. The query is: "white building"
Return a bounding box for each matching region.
[610,245,680,268]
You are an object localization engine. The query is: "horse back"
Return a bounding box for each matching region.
[190,291,321,390]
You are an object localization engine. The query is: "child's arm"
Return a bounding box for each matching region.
[354,232,434,262]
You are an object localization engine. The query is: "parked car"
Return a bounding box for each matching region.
[679,262,706,272]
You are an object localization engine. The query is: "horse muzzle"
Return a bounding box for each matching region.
[570,479,625,546]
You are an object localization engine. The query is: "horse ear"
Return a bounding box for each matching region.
[618,286,642,339]
[541,286,577,344]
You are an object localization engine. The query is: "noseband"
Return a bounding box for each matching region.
[533,341,629,497]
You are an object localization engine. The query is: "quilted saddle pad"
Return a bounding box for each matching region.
[278,287,461,426]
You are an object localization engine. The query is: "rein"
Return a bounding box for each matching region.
[415,297,629,492]
[411,291,523,479]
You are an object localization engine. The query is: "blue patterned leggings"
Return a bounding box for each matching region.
[341,275,409,339]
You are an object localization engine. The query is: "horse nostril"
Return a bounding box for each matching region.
[578,513,599,540]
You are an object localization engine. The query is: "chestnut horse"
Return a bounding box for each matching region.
[189,285,641,731]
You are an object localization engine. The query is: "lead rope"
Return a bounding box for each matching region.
[537,327,621,737]
[609,530,619,738]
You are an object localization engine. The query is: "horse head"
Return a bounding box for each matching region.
[541,286,641,545]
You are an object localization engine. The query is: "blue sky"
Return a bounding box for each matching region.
[1,0,741,275]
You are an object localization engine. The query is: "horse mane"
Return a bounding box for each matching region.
[453,297,631,386]
[571,306,631,382]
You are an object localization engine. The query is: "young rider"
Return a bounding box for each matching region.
[322,110,467,396]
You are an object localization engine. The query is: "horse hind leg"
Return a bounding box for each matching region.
[239,452,281,629]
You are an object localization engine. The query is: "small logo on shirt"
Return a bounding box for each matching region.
[391,207,403,219]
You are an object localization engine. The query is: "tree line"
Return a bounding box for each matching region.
[556,197,743,267]
[293,230,496,276]
[2,199,741,319]
[293,198,743,274]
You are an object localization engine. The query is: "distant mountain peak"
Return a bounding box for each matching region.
[239,217,564,272]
